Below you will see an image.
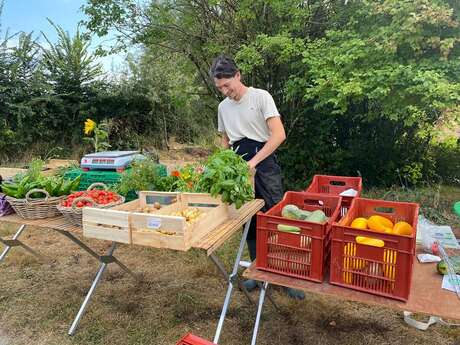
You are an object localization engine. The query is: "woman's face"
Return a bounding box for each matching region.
[214,72,242,100]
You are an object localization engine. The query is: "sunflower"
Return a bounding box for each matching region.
[84,119,96,135]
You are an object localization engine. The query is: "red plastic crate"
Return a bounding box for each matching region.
[330,198,419,301]
[305,175,363,216]
[256,192,342,282]
[176,333,216,345]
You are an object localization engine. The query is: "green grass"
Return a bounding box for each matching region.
[0,186,459,345]
[364,184,460,231]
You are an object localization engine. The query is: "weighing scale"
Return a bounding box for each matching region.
[80,151,145,172]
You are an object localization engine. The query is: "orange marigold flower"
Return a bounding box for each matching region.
[171,170,180,177]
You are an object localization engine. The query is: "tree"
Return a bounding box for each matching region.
[40,20,103,143]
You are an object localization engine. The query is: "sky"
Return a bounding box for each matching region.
[0,0,125,73]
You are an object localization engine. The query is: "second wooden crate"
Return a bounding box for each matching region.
[83,191,233,251]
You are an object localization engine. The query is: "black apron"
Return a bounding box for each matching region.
[232,138,284,247]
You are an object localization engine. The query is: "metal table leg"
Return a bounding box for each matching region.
[68,243,117,335]
[0,225,42,262]
[53,230,138,336]
[55,230,138,280]
[251,282,269,345]
[209,252,255,307]
[213,220,252,344]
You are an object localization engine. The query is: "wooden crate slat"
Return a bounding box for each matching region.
[84,224,131,243]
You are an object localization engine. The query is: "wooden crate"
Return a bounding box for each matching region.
[0,168,26,179]
[83,192,233,251]
[0,160,77,179]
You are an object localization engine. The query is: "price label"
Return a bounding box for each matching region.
[147,217,162,229]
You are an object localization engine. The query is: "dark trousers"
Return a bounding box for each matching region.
[232,138,284,261]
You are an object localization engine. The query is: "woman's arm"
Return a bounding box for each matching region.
[247,116,286,169]
[221,132,230,149]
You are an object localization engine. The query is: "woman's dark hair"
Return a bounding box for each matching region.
[210,55,238,79]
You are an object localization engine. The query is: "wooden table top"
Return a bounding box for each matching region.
[0,213,80,233]
[0,199,265,255]
[194,199,264,255]
[244,260,460,321]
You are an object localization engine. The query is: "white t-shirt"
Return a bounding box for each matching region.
[217,87,280,144]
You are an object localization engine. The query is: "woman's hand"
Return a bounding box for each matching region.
[247,159,257,171]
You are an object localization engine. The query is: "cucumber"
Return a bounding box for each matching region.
[277,224,301,234]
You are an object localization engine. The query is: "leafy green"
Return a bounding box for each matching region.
[1,159,81,199]
[195,149,254,209]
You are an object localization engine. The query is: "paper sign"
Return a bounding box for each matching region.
[339,188,358,197]
[441,274,460,293]
[147,217,162,229]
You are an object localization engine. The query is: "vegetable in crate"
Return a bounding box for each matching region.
[277,224,301,234]
[349,215,414,236]
[61,190,121,208]
[195,149,254,209]
[282,204,301,219]
[1,158,81,199]
[1,174,81,199]
[281,204,326,223]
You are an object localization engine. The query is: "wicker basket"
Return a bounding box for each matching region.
[57,183,125,227]
[6,189,65,220]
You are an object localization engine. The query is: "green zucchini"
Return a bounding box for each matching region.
[277,224,301,234]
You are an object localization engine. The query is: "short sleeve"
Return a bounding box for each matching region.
[217,106,225,133]
[260,90,280,120]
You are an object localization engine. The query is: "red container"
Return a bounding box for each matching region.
[330,198,419,301]
[256,192,342,282]
[305,175,363,216]
[176,333,216,345]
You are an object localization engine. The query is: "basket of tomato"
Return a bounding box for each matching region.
[57,183,125,227]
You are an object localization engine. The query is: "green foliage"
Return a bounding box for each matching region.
[1,0,459,189]
[151,150,254,208]
[235,0,460,187]
[115,158,162,196]
[2,159,81,198]
[195,149,254,209]
[0,18,105,162]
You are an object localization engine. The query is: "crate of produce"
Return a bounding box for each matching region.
[256,192,342,282]
[176,333,215,345]
[305,175,362,216]
[330,198,419,301]
[57,183,125,227]
[64,164,167,191]
[83,192,234,251]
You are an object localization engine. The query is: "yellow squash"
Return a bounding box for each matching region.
[367,215,394,233]
[350,217,368,229]
[393,221,413,236]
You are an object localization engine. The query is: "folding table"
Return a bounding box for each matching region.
[0,199,266,338]
[243,259,460,345]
